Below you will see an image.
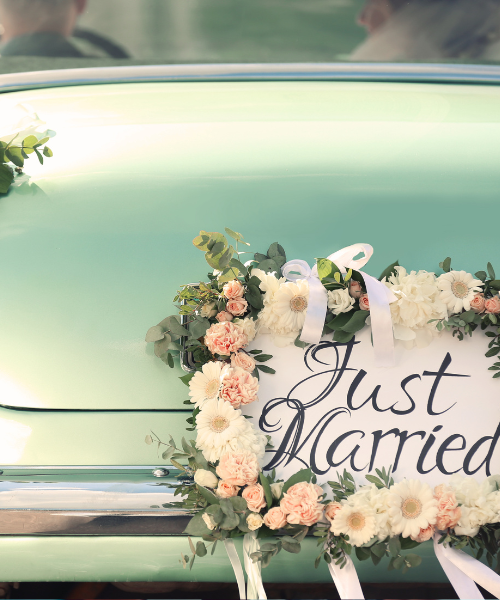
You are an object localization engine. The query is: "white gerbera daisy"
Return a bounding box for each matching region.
[272,279,310,332]
[330,499,377,546]
[437,270,483,314]
[388,479,438,539]
[196,398,262,463]
[188,361,227,408]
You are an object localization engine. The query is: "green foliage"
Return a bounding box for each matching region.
[282,468,312,494]
[253,242,286,276]
[0,134,53,194]
[0,163,14,194]
[378,260,399,281]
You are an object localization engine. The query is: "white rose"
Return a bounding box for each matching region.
[327,288,355,315]
[194,469,218,489]
[202,512,217,531]
[200,302,217,318]
[247,512,264,531]
[270,482,284,500]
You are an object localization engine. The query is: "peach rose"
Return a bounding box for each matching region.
[223,280,245,299]
[216,480,240,498]
[242,483,267,512]
[231,352,256,373]
[359,293,370,311]
[264,507,288,530]
[226,298,248,317]
[216,311,234,322]
[349,280,363,299]
[434,484,462,530]
[485,295,500,314]
[216,450,260,486]
[411,524,435,543]
[280,482,324,526]
[204,321,248,356]
[219,367,259,408]
[470,293,486,314]
[324,502,342,522]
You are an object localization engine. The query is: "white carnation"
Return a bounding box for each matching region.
[448,475,499,536]
[327,288,355,316]
[355,484,392,541]
[233,317,257,342]
[385,267,447,349]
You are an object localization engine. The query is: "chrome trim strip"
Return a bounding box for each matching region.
[2,63,500,92]
[0,470,192,535]
[0,509,190,535]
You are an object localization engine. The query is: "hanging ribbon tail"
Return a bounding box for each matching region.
[327,553,364,600]
[434,534,500,599]
[243,532,267,600]
[361,272,397,367]
[224,538,246,600]
[299,276,328,345]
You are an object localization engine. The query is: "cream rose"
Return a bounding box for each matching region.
[327,288,355,315]
[223,280,245,299]
[411,524,435,543]
[204,321,248,356]
[194,469,218,489]
[359,293,370,311]
[242,483,267,512]
[202,512,217,530]
[349,280,363,299]
[485,295,500,314]
[226,298,248,317]
[324,502,342,522]
[216,480,240,498]
[219,367,259,408]
[216,450,261,486]
[264,507,288,530]
[200,302,217,318]
[247,512,264,531]
[470,293,486,314]
[231,352,256,373]
[216,311,234,322]
[270,482,284,500]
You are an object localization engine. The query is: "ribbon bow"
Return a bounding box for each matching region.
[282,243,397,368]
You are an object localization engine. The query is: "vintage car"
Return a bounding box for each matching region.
[1,1,500,598]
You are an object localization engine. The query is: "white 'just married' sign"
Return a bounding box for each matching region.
[244,329,500,487]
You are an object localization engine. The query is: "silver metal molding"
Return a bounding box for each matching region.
[2,63,500,93]
[0,469,191,535]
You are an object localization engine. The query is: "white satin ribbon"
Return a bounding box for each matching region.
[325,546,364,600]
[433,533,500,599]
[283,243,397,367]
[244,531,267,600]
[224,532,267,600]
[224,538,246,600]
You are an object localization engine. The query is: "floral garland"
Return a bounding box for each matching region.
[145,228,500,578]
[0,104,54,195]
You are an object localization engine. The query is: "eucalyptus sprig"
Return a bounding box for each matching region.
[0,134,53,194]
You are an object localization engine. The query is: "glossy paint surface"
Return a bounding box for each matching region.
[1,82,500,412]
[0,536,445,583]
[0,79,499,583]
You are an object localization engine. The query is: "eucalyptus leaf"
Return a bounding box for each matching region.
[0,163,14,194]
[167,316,190,337]
[230,496,247,511]
[196,541,207,557]
[246,285,264,309]
[197,485,219,505]
[189,317,210,339]
[184,510,212,536]
[388,536,401,557]
[193,230,212,251]
[154,334,171,357]
[282,541,301,554]
[256,258,279,273]
[145,325,165,343]
[487,262,496,281]
[378,260,399,281]
[5,147,24,168]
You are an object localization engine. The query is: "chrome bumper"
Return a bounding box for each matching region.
[0,466,191,535]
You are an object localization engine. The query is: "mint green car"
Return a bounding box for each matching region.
[1,1,500,593]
